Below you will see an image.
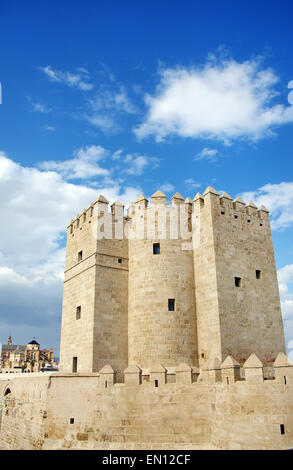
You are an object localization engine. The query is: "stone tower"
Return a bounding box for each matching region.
[128,191,198,368]
[192,187,285,369]
[59,195,128,377]
[59,187,286,375]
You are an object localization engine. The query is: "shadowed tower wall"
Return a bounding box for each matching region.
[193,187,286,369]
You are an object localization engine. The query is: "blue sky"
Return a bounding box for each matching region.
[0,0,293,360]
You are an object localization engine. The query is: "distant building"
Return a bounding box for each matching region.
[1,336,54,372]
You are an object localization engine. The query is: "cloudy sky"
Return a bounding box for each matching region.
[0,1,293,360]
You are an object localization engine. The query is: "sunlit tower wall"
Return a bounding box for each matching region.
[128,191,198,369]
[59,196,128,377]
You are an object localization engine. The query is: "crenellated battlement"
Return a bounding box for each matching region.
[96,352,293,388]
[67,195,129,234]
[67,187,270,239]
[192,187,270,230]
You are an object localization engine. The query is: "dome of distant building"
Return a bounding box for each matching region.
[28,339,40,346]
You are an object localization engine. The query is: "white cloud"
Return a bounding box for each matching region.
[124,154,159,176]
[184,178,201,190]
[160,182,175,193]
[42,125,55,132]
[114,89,137,114]
[86,85,137,133]
[27,96,51,113]
[86,114,115,133]
[135,58,293,143]
[282,300,293,320]
[89,87,136,114]
[112,149,123,161]
[39,65,137,134]
[0,267,33,286]
[39,145,110,180]
[277,264,293,356]
[39,65,94,91]
[33,102,50,113]
[194,147,218,162]
[241,182,293,230]
[39,146,157,181]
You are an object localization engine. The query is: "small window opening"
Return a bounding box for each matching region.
[105,381,108,388]
[260,223,263,227]
[235,277,242,288]
[155,380,158,387]
[234,215,238,219]
[4,388,11,396]
[70,418,74,424]
[118,258,122,264]
[76,306,81,320]
[284,376,287,385]
[221,211,225,215]
[168,299,175,311]
[72,357,77,373]
[78,251,83,262]
[153,243,160,255]
[247,219,251,223]
[256,270,262,280]
[201,353,205,359]
[226,377,229,385]
[280,424,285,435]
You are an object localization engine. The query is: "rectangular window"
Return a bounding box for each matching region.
[78,251,83,262]
[153,243,160,255]
[72,357,77,373]
[118,258,122,264]
[280,424,285,435]
[168,299,175,311]
[70,418,74,424]
[235,277,242,288]
[155,380,158,387]
[76,306,81,320]
[256,270,262,279]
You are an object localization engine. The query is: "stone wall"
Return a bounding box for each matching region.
[0,354,292,450]
[0,374,49,450]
